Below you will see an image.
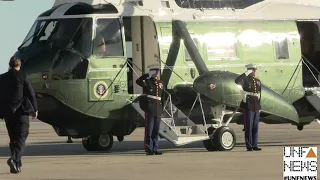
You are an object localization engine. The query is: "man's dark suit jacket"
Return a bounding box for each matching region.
[0,68,38,119]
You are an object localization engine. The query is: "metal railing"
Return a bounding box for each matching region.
[187,93,207,134]
[161,89,178,134]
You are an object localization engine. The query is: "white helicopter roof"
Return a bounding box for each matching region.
[53,0,118,6]
[48,0,320,21]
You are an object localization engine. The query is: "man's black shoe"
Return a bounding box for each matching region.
[247,148,253,151]
[253,147,262,151]
[146,151,154,155]
[16,165,21,173]
[154,151,162,155]
[7,159,18,174]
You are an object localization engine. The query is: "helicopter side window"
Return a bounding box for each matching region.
[206,33,238,60]
[93,18,124,57]
[274,37,289,60]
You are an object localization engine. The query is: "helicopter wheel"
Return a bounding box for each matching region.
[214,126,236,151]
[203,127,218,151]
[82,133,114,151]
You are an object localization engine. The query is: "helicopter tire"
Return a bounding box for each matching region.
[213,126,236,151]
[82,133,114,151]
[82,137,94,151]
[203,127,218,151]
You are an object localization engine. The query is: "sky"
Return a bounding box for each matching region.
[0,0,54,73]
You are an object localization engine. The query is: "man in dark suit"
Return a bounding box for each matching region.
[0,56,38,174]
[136,64,164,155]
[235,63,262,152]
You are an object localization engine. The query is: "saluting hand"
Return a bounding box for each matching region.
[148,70,156,77]
[245,70,253,76]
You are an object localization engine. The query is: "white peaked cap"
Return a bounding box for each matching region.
[148,64,160,71]
[245,63,257,70]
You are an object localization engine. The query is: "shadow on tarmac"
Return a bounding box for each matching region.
[0,140,318,158]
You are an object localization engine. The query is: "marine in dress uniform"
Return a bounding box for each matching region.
[0,56,38,173]
[235,63,262,151]
[136,64,164,155]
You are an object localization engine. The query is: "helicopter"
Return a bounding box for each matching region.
[12,0,320,152]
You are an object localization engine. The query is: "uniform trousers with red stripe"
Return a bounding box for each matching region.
[144,112,161,153]
[243,107,260,149]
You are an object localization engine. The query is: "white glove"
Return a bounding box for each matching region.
[245,70,253,76]
[148,70,156,77]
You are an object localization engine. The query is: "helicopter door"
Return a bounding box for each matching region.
[126,16,160,95]
[140,17,160,74]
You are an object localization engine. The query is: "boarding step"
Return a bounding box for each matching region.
[176,126,197,136]
[159,128,209,146]
[161,120,206,135]
[161,118,175,126]
[162,102,195,126]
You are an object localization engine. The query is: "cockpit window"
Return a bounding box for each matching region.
[93,18,124,57]
[19,18,92,75]
[19,20,46,49]
[39,21,56,41]
[19,18,93,58]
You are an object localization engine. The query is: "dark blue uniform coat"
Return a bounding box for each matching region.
[235,73,262,149]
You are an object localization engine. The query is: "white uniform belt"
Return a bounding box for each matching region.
[146,95,161,100]
[244,91,260,97]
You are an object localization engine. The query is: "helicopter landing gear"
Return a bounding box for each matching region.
[66,136,73,143]
[117,136,124,142]
[203,126,237,151]
[297,125,304,131]
[82,133,114,151]
[203,104,238,151]
[203,127,217,151]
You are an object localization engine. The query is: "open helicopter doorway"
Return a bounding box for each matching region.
[123,16,160,94]
[296,20,320,87]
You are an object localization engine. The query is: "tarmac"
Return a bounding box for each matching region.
[0,120,318,180]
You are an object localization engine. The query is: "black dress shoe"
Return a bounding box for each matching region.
[7,159,18,174]
[146,151,154,155]
[154,151,163,155]
[16,165,21,173]
[253,147,262,151]
[247,148,253,151]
